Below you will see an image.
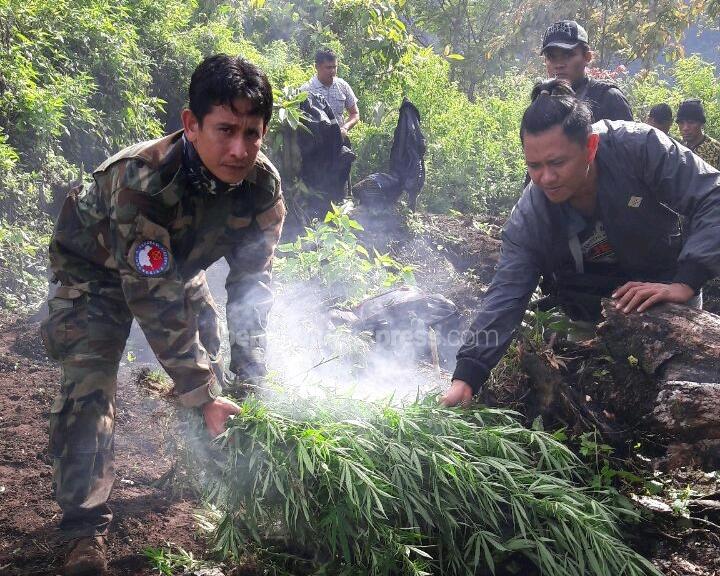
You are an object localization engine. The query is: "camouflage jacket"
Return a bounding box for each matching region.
[690,134,720,170]
[49,130,285,407]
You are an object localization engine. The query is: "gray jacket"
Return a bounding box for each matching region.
[454,121,720,392]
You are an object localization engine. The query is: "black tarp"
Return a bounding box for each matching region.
[329,286,462,361]
[352,97,426,210]
[297,93,355,208]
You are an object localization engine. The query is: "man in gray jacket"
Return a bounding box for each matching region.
[443,79,720,406]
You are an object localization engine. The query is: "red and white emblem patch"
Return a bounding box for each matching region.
[134,240,170,276]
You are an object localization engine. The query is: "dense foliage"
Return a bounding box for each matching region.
[1,0,719,311]
[400,0,711,97]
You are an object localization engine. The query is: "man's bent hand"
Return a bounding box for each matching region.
[440,379,473,407]
[202,397,241,438]
[612,281,694,314]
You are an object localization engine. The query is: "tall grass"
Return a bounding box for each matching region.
[203,393,660,575]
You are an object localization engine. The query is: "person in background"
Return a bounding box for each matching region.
[646,103,673,134]
[442,79,720,408]
[541,20,633,122]
[676,98,720,169]
[301,47,360,140]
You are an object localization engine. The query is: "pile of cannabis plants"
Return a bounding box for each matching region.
[204,394,659,576]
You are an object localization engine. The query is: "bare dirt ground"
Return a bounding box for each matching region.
[0,312,203,576]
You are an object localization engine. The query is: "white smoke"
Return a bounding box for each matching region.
[120,242,448,406]
[199,256,445,405]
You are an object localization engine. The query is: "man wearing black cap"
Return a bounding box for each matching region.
[677,98,720,169]
[541,20,633,122]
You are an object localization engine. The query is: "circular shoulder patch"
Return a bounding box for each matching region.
[134,240,170,276]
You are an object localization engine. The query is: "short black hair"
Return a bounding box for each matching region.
[648,103,672,124]
[188,54,273,126]
[315,48,337,65]
[520,79,593,146]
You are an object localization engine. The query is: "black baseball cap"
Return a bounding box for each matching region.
[541,20,589,54]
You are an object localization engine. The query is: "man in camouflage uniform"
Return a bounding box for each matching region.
[676,98,720,170]
[41,54,285,575]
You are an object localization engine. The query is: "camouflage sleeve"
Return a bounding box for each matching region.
[697,139,720,171]
[105,163,220,408]
[225,194,286,380]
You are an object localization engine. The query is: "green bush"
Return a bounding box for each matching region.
[0,128,18,173]
[351,52,531,215]
[275,204,415,306]
[0,218,50,310]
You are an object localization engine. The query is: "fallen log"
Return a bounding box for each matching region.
[598,300,720,389]
[597,300,720,456]
[516,300,720,469]
[597,301,719,468]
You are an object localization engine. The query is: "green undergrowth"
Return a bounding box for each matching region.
[275,204,416,306]
[194,392,660,576]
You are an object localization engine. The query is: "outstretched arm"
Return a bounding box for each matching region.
[445,199,544,405]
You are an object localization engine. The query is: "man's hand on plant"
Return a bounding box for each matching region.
[612,281,694,314]
[202,397,241,438]
[440,379,473,407]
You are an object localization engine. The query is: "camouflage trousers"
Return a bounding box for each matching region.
[40,272,222,539]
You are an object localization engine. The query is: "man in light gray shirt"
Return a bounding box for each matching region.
[302,48,360,139]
